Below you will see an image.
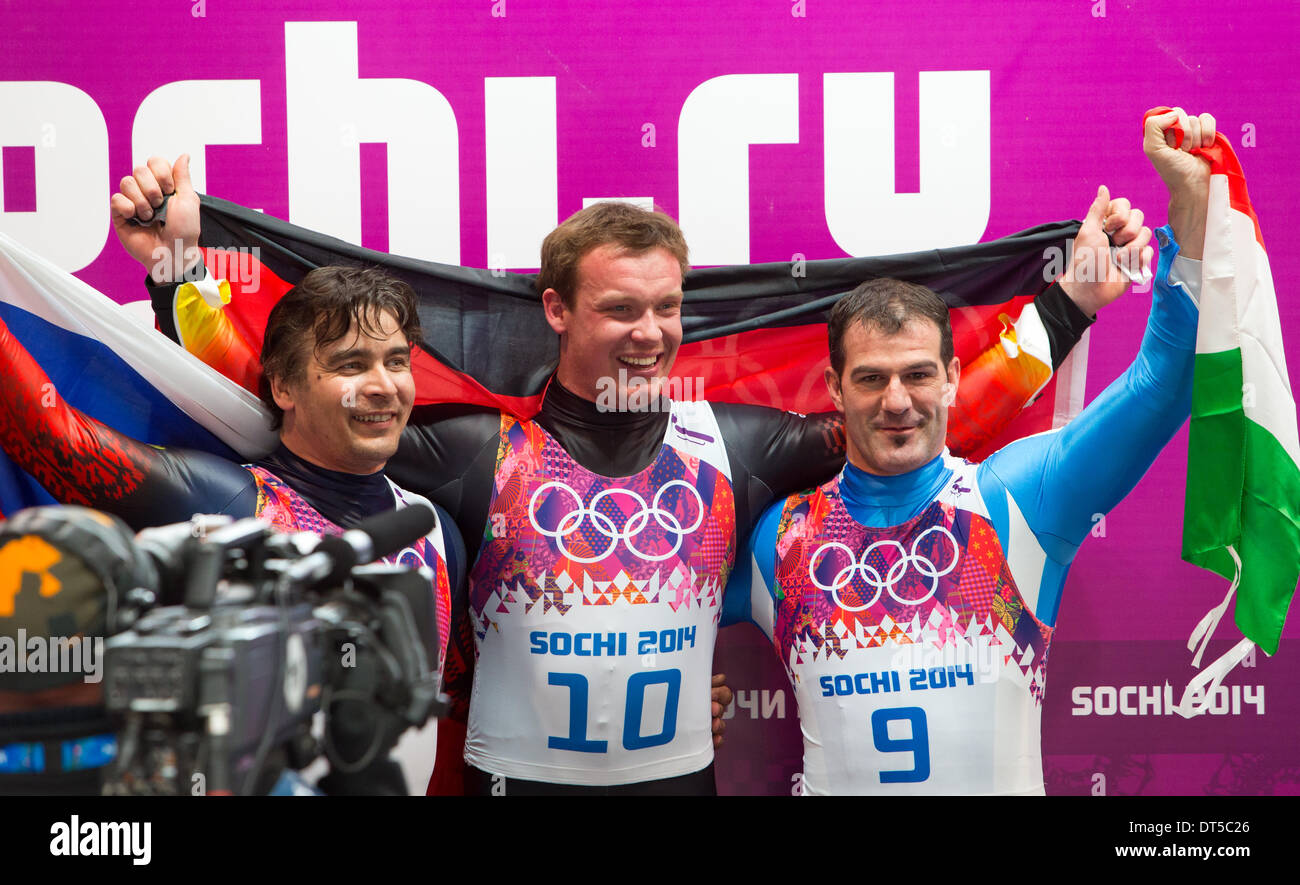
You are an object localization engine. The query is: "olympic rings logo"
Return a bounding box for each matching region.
[528,480,705,563]
[808,526,959,611]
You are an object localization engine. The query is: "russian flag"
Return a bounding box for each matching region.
[0,230,274,519]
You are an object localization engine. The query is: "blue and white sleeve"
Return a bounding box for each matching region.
[720,502,785,642]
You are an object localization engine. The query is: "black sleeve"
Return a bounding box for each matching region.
[144,260,212,345]
[387,404,501,563]
[714,404,846,544]
[1035,281,1096,370]
[18,422,256,533]
[123,448,260,530]
[145,273,183,344]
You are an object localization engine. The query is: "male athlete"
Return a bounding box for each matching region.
[723,108,1215,794]
[125,159,1134,794]
[0,264,459,793]
[1,265,457,584]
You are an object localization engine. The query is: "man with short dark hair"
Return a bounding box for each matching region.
[0,261,461,793]
[725,108,1216,794]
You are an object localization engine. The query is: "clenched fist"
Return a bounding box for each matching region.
[110,154,202,284]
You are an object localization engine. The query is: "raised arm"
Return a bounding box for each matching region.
[112,155,267,394]
[980,109,1216,622]
[981,228,1199,556]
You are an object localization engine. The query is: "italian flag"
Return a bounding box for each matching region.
[1176,115,1300,713]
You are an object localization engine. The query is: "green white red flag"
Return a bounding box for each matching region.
[1175,113,1299,714]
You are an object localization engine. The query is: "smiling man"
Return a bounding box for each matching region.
[725,108,1216,795]
[828,279,960,477]
[262,268,417,475]
[393,202,792,795]
[540,217,685,397]
[0,265,460,793]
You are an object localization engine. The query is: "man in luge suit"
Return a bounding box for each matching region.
[725,108,1217,795]
[0,263,458,795]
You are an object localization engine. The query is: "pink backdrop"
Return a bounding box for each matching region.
[1,0,1296,794]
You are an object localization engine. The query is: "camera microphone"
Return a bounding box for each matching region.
[286,503,436,587]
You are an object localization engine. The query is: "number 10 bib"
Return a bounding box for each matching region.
[465,400,736,785]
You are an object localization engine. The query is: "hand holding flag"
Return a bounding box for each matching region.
[1144,106,1300,714]
[1143,108,1216,260]
[110,154,202,284]
[1059,185,1154,317]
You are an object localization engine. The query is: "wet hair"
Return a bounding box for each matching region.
[827,278,954,375]
[537,201,689,307]
[259,266,421,430]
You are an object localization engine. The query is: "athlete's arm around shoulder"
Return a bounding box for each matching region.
[387,403,502,524]
[713,403,845,499]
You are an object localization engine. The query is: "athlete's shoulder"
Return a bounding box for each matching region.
[708,400,807,430]
[387,479,463,568]
[406,402,502,440]
[755,490,803,542]
[395,403,502,483]
[662,399,732,480]
[780,478,829,510]
[977,428,1060,505]
[941,449,981,485]
[757,474,833,551]
[932,449,993,518]
[387,480,439,520]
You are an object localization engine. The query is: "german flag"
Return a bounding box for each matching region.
[159,194,1085,461]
